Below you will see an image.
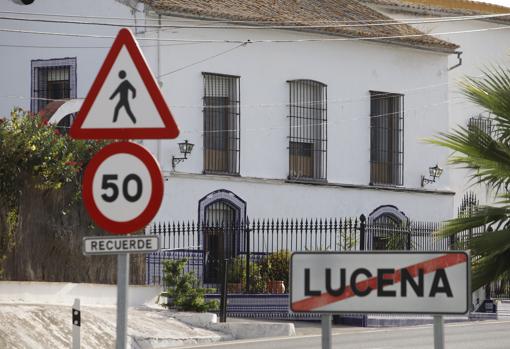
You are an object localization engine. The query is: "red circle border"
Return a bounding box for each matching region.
[82,142,163,234]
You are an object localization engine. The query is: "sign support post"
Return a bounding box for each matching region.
[321,314,332,349]
[116,253,130,349]
[433,315,444,349]
[73,27,180,349]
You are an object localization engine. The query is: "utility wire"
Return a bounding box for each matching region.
[158,42,249,78]
[1,12,510,29]
[2,9,510,25]
[0,77,473,111]
[1,95,470,136]
[1,25,510,44]
[0,42,206,49]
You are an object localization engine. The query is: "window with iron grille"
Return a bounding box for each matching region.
[203,73,240,175]
[288,79,327,181]
[468,115,492,135]
[31,58,77,113]
[370,91,404,186]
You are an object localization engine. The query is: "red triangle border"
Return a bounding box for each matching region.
[70,28,179,139]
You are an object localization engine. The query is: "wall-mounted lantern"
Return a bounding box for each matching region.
[172,140,194,170]
[421,164,443,187]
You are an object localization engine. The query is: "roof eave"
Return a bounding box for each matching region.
[147,9,459,54]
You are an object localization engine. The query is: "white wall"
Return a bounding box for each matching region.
[149,16,453,221]
[0,2,454,222]
[156,174,454,222]
[0,0,139,118]
[370,6,510,209]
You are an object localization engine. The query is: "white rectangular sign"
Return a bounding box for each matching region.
[290,251,470,315]
[83,235,159,255]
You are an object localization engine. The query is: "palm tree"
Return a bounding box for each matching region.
[429,65,510,291]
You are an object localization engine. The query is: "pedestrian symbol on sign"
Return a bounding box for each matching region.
[110,70,137,124]
[69,28,180,139]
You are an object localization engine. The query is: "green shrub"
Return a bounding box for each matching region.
[260,250,291,288]
[227,256,266,293]
[161,258,219,312]
[227,256,244,283]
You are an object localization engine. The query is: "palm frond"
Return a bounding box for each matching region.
[472,249,510,290]
[467,229,510,257]
[461,65,510,142]
[427,126,510,192]
[435,205,510,239]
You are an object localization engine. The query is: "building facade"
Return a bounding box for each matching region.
[0,0,459,227]
[362,0,510,210]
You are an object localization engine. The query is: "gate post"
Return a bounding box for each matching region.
[359,214,366,251]
[245,220,251,292]
[220,258,228,323]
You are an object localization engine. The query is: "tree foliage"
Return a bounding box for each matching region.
[0,109,107,275]
[428,65,510,290]
[0,108,107,209]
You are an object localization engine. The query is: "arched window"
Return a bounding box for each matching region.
[368,205,409,250]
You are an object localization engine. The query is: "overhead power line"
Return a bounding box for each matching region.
[1,25,509,44]
[1,12,510,29]
[0,42,206,49]
[1,9,510,25]
[158,42,250,78]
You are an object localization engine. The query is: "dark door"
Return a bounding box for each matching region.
[203,200,238,283]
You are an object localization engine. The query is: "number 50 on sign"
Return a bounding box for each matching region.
[82,142,163,234]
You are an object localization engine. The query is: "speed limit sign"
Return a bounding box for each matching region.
[82,141,163,234]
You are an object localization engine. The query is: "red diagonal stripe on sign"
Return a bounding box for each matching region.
[292,253,467,312]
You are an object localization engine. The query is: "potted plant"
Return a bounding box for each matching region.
[261,250,291,294]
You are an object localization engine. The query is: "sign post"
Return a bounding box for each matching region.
[81,142,163,348]
[290,251,470,349]
[116,253,129,349]
[321,314,332,349]
[71,28,180,348]
[433,315,445,349]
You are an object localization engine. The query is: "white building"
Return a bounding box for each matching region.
[0,0,460,228]
[361,0,510,211]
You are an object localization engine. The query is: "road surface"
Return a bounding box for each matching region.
[176,319,510,349]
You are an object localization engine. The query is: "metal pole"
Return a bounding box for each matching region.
[433,315,444,349]
[245,224,251,292]
[219,258,228,323]
[321,314,332,349]
[72,298,80,349]
[116,253,130,349]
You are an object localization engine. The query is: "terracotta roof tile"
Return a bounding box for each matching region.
[142,0,459,52]
[362,0,510,17]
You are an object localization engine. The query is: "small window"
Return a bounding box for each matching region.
[31,58,76,113]
[203,73,240,175]
[288,79,327,181]
[370,91,404,186]
[468,115,492,135]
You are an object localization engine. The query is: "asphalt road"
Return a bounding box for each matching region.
[176,319,510,349]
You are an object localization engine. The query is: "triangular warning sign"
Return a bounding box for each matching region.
[70,28,179,139]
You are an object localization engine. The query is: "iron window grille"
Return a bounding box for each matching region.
[467,115,492,135]
[370,91,404,186]
[287,79,327,181]
[202,73,241,175]
[31,57,77,114]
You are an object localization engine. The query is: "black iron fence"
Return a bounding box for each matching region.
[147,215,483,293]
